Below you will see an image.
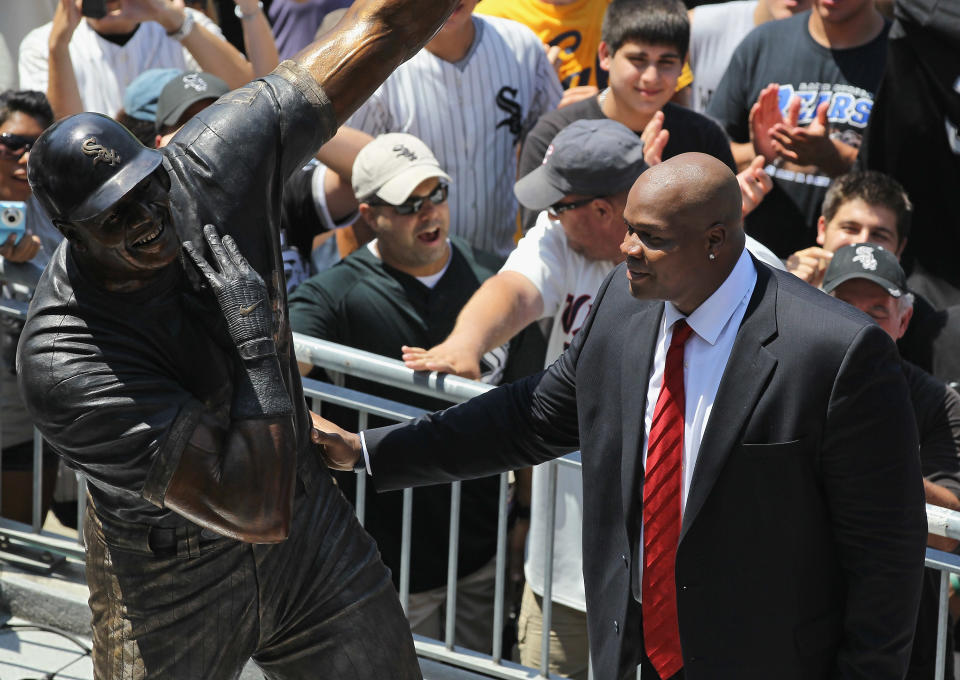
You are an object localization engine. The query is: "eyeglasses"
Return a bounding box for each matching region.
[0,133,38,161]
[368,183,448,215]
[548,196,597,216]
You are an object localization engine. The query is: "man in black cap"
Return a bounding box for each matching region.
[823,243,960,680]
[16,1,460,678]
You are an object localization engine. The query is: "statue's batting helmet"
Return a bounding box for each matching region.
[28,112,163,223]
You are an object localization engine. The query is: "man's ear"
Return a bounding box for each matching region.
[706,222,727,254]
[816,216,827,246]
[598,41,612,72]
[357,204,379,232]
[895,236,908,258]
[897,303,914,340]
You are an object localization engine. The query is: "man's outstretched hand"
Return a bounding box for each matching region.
[310,411,363,471]
[401,341,483,380]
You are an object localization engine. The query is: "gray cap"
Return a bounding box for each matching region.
[155,71,229,131]
[822,243,907,298]
[352,133,451,204]
[514,119,648,211]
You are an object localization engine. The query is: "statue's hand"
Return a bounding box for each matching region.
[184,224,275,361]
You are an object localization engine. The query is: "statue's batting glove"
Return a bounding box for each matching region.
[184,224,276,362]
[184,225,292,419]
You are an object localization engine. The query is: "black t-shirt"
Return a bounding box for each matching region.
[858,0,960,302]
[707,12,889,256]
[17,63,337,526]
[517,97,737,230]
[289,238,543,592]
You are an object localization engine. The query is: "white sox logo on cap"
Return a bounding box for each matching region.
[81,137,121,167]
[182,73,209,93]
[392,144,418,162]
[852,245,878,271]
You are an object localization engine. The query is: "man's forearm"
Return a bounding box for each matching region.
[181,22,256,89]
[821,138,858,178]
[450,272,544,357]
[47,44,83,120]
[235,0,280,77]
[292,0,459,124]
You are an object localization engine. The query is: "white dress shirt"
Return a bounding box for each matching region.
[641,247,758,514]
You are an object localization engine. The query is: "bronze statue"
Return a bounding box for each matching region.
[17,1,459,678]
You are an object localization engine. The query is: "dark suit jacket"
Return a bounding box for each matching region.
[365,259,928,680]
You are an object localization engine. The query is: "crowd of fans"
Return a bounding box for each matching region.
[0,0,958,677]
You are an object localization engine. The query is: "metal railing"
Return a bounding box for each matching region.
[2,299,960,679]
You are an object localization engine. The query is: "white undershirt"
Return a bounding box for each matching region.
[641,247,758,514]
[366,239,452,289]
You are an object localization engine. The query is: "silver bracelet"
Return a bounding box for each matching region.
[234,1,264,20]
[166,10,195,42]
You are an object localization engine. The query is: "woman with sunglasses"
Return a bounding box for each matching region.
[0,89,63,530]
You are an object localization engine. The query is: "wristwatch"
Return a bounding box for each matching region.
[166,10,195,42]
[234,1,264,20]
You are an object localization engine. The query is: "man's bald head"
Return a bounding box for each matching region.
[630,153,744,241]
[620,153,748,314]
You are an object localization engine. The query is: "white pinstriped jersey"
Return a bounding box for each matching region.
[346,15,563,257]
[18,9,223,117]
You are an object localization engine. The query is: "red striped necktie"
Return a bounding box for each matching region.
[642,319,693,679]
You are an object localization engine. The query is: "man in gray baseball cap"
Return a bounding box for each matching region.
[401,116,652,679]
[514,118,647,215]
[155,71,230,141]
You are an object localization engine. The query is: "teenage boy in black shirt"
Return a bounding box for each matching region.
[518,0,766,232]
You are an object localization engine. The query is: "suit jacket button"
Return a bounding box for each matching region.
[613,620,619,634]
[621,553,628,567]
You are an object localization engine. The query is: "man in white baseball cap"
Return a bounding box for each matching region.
[351,132,454,276]
[291,132,534,652]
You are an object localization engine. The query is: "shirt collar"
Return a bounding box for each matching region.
[663,248,758,346]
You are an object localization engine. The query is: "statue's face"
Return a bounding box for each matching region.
[65,170,180,285]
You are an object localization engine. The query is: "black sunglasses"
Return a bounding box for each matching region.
[369,183,449,215]
[0,133,38,161]
[548,196,597,216]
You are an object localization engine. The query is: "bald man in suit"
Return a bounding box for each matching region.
[317,152,927,680]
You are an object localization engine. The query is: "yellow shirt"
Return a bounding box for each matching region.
[475,0,693,93]
[475,0,611,89]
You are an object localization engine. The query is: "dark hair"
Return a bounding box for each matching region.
[601,0,690,57]
[115,110,158,147]
[822,171,913,243]
[0,90,54,130]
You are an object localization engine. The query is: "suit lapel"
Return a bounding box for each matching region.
[680,264,779,542]
[621,302,663,546]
